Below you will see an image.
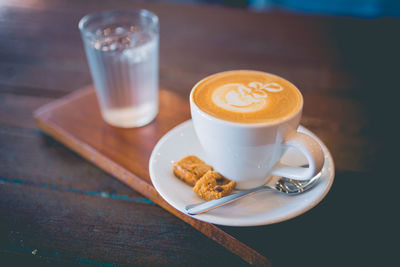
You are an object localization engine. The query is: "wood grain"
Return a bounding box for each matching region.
[0,183,249,266]
[34,86,269,266]
[0,94,251,266]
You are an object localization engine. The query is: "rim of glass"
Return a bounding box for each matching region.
[78,9,159,37]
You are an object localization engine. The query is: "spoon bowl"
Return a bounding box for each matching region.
[275,172,321,195]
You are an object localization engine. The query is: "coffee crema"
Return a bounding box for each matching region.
[192,70,302,124]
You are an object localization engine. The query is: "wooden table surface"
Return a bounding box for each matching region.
[0,0,397,266]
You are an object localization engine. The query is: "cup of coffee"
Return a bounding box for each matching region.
[190,70,324,190]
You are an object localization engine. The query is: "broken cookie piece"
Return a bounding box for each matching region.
[173,155,213,186]
[193,171,236,201]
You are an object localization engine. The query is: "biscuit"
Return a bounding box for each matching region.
[173,155,213,186]
[193,171,236,201]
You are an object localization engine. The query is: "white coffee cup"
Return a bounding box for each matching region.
[190,71,324,190]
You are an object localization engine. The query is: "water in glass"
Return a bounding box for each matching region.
[83,25,158,127]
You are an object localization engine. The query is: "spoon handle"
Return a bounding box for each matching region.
[185,185,271,215]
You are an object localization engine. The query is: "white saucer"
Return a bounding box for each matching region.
[149,120,335,226]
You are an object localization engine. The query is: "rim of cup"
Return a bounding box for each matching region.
[189,70,304,128]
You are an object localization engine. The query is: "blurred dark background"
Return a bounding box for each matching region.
[171,0,400,17]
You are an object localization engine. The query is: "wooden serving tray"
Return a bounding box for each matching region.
[34,85,269,267]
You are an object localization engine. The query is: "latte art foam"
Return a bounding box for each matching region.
[193,70,302,124]
[211,82,283,113]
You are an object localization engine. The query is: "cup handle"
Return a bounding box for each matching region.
[271,132,324,180]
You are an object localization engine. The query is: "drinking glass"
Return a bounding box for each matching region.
[79,10,159,128]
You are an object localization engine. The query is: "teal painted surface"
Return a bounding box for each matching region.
[248,0,400,17]
[0,176,154,205]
